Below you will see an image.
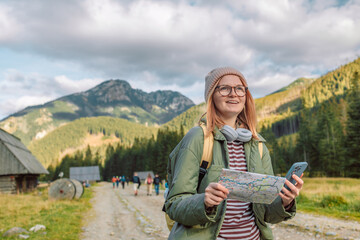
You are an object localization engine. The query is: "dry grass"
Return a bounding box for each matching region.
[0,187,92,239]
[0,191,48,225]
[57,133,119,163]
[302,178,360,201]
[298,177,360,222]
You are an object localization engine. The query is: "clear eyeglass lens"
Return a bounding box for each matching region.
[218,85,246,96]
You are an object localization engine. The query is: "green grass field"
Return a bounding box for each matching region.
[297,177,360,222]
[0,186,93,240]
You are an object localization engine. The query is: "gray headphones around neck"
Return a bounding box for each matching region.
[220,125,252,142]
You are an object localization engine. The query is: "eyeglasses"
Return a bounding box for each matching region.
[215,85,248,97]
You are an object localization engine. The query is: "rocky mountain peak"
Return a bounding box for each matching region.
[83,80,133,103]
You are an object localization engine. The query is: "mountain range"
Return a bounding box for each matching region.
[0,79,194,146]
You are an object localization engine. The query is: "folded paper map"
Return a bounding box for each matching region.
[218,168,286,204]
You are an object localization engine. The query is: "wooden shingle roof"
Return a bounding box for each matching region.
[70,166,100,182]
[0,128,48,175]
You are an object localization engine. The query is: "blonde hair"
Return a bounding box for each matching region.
[204,76,258,139]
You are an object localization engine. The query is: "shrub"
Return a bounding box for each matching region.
[320,195,348,208]
[351,201,360,212]
[296,193,310,204]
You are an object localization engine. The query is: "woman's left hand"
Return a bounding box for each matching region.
[279,174,304,208]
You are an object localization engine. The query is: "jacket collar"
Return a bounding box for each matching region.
[213,126,226,141]
[256,133,266,142]
[199,118,226,141]
[255,133,266,143]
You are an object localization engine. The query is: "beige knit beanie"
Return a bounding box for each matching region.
[204,67,248,103]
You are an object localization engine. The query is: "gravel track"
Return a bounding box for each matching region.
[81,182,360,240]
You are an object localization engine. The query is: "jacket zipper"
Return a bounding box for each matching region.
[214,139,229,238]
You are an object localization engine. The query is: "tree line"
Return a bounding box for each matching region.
[44,127,185,181]
[44,145,102,181]
[30,116,157,168]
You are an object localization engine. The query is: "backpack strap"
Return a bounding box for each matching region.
[197,124,214,191]
[258,141,263,159]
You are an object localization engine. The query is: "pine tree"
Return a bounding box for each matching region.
[84,145,93,166]
[316,103,343,176]
[295,109,317,176]
[103,144,115,180]
[259,126,286,175]
[345,71,360,177]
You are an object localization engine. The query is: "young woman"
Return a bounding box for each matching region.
[146,173,154,196]
[164,67,304,240]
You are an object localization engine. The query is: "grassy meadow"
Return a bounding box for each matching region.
[298,177,360,222]
[0,186,93,240]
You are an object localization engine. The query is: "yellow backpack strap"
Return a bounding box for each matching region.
[200,124,214,169]
[197,124,214,191]
[258,141,263,159]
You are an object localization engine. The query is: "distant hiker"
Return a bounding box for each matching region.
[164,67,304,239]
[153,174,161,196]
[111,176,116,189]
[132,172,141,196]
[146,173,153,196]
[121,176,126,189]
[126,177,130,186]
[116,176,120,188]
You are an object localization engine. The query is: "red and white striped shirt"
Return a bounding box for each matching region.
[217,141,260,240]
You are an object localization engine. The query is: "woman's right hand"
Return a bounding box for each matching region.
[204,183,229,208]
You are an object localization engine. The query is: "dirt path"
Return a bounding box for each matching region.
[81,182,360,240]
[81,182,169,240]
[81,182,151,240]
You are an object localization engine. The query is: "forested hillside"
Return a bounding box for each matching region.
[29,116,157,167]
[256,77,315,127]
[45,127,183,181]
[260,62,360,177]
[302,59,360,108]
[162,103,206,132]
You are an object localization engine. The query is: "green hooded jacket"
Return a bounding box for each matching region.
[164,126,296,240]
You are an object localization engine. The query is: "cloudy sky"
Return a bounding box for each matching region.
[0,0,359,120]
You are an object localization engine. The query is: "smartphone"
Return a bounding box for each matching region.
[284,162,308,191]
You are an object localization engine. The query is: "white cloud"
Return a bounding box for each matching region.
[2,0,359,72]
[0,95,53,118]
[0,0,360,118]
[0,5,21,42]
[0,70,105,119]
[54,75,104,94]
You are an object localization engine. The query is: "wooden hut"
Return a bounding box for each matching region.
[70,166,101,183]
[0,128,48,194]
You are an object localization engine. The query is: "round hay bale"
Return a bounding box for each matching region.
[70,179,84,199]
[48,178,76,200]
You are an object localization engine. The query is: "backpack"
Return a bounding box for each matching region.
[154,177,160,185]
[163,124,213,231]
[163,124,264,231]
